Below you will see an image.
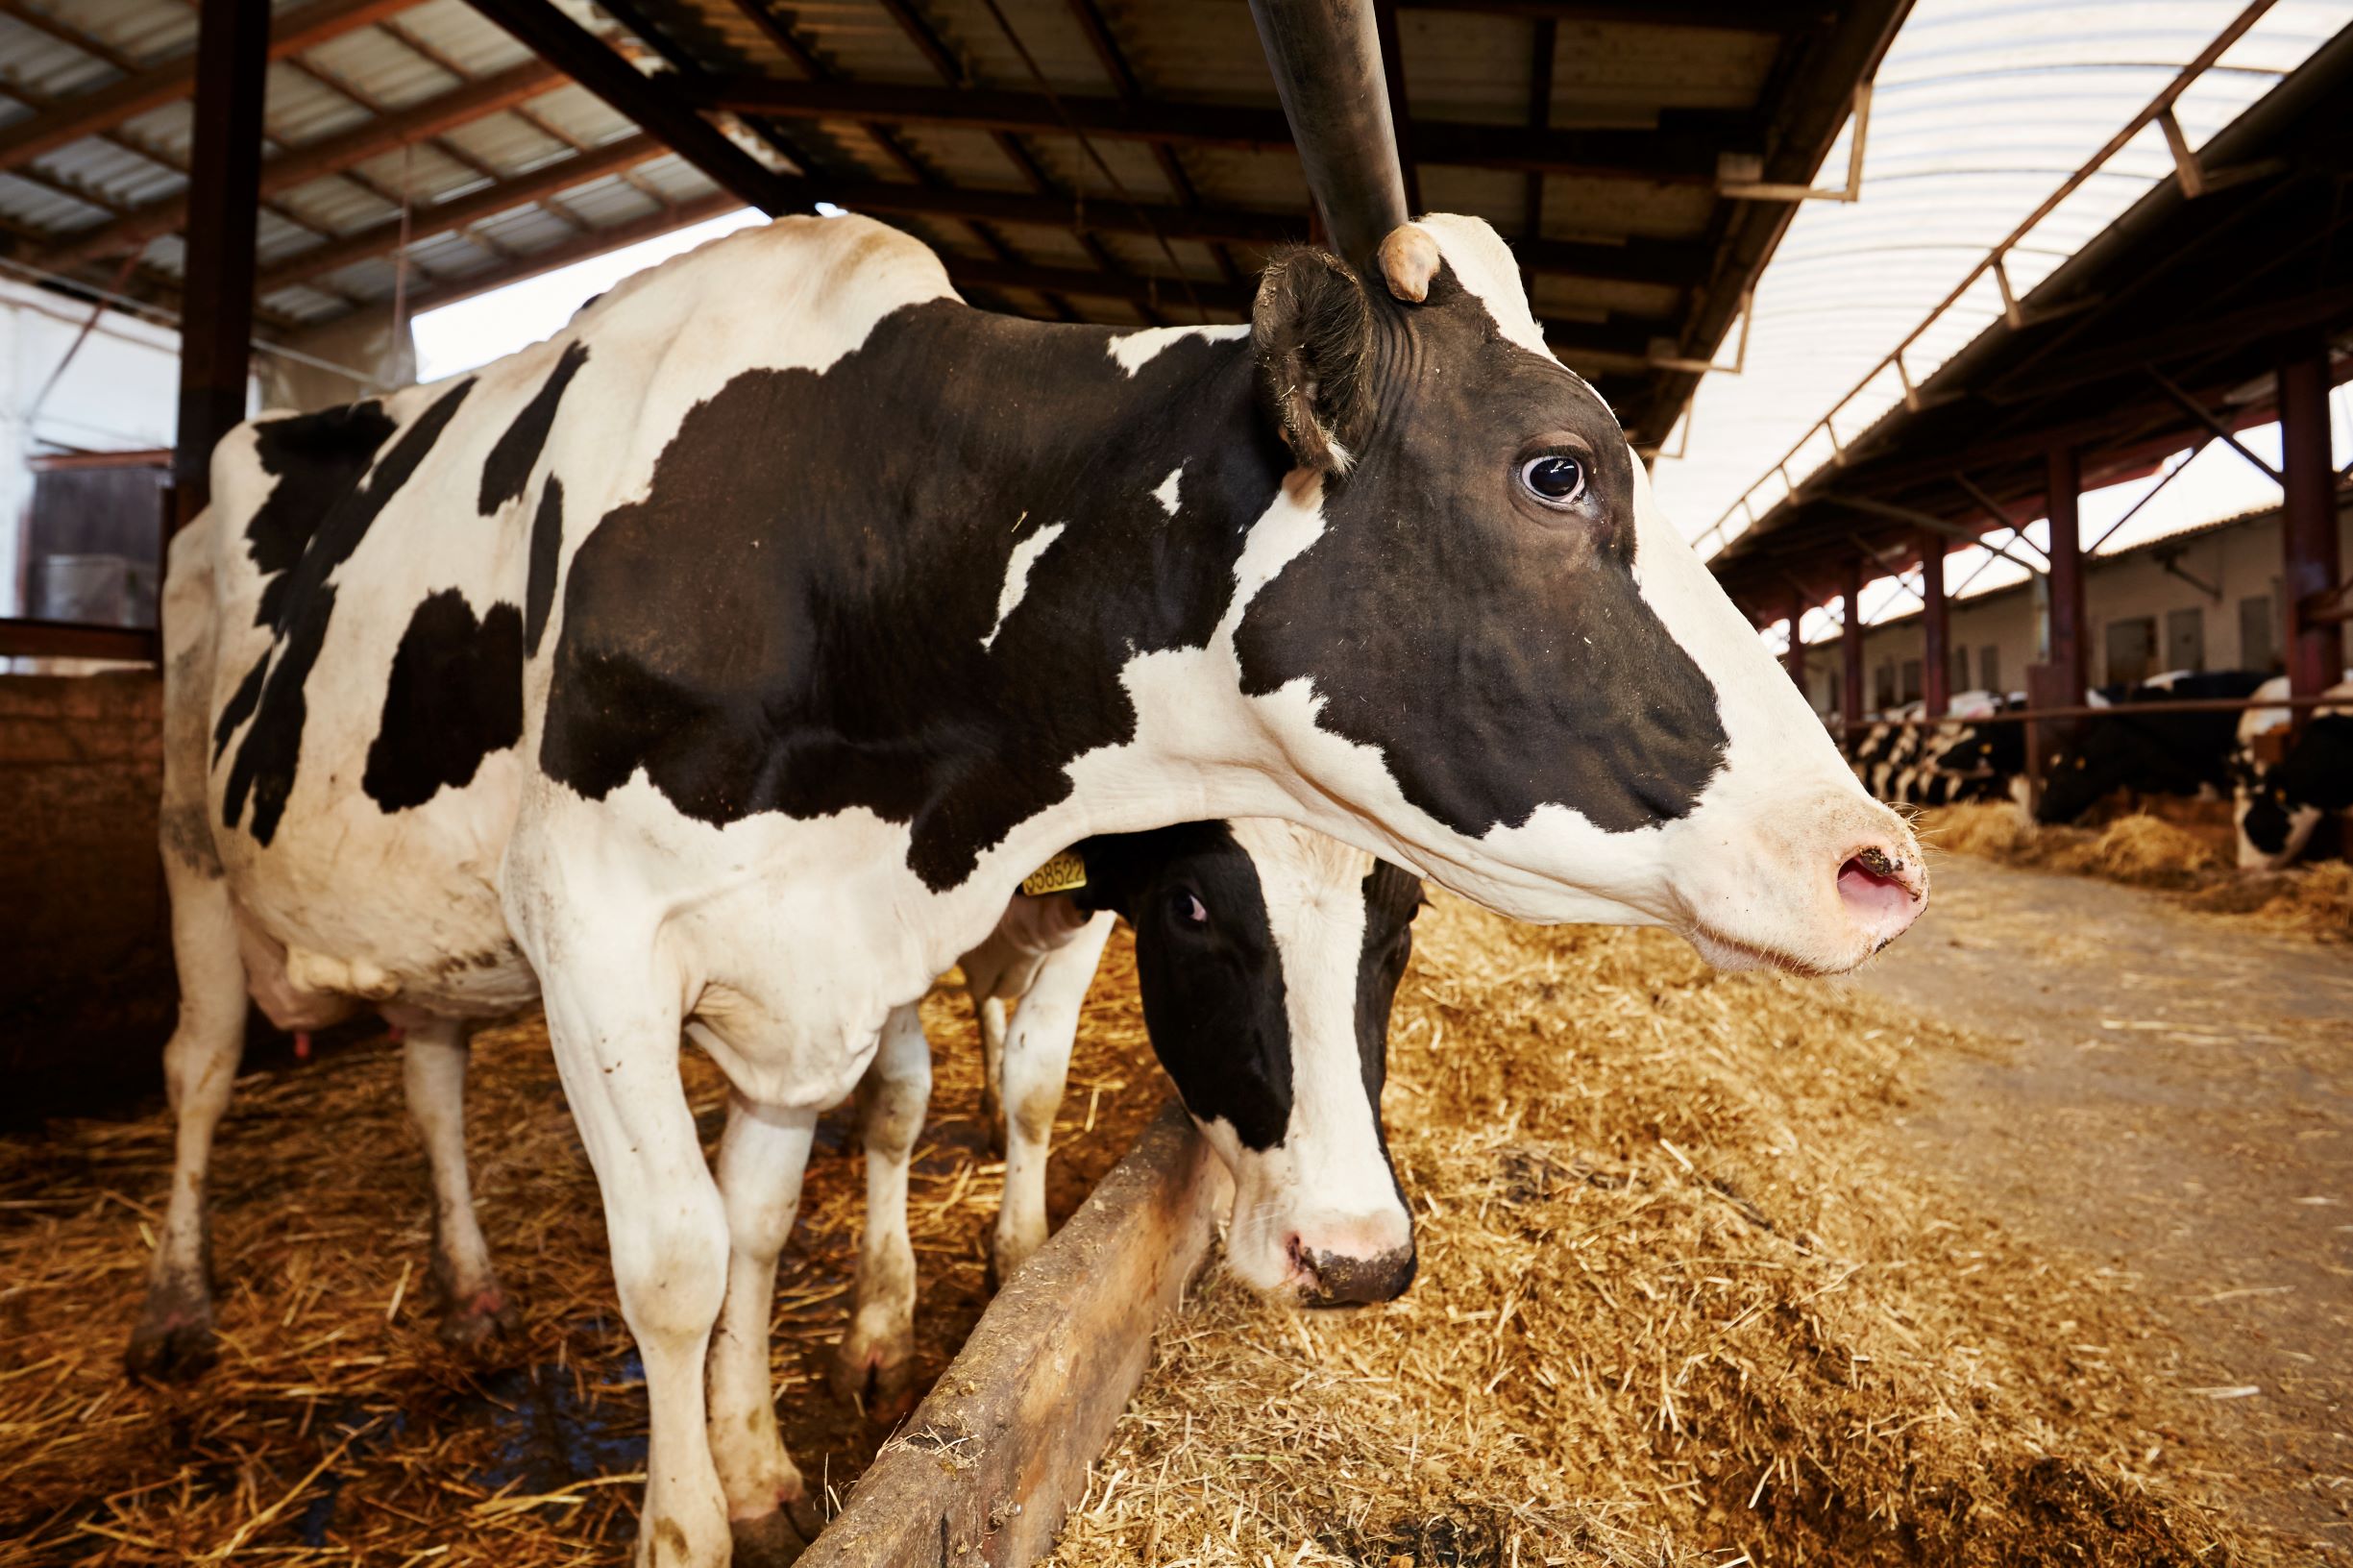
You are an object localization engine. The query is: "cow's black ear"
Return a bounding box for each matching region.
[1067,837,1133,921]
[1252,247,1374,476]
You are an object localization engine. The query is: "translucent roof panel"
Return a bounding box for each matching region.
[1649,0,2348,553]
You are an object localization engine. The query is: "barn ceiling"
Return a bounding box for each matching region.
[0,0,1906,445]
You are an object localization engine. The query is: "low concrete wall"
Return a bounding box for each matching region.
[0,671,177,1118]
[806,1102,1232,1567]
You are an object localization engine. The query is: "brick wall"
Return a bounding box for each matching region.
[0,671,175,1116]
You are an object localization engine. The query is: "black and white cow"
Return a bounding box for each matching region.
[149,211,1923,1564]
[834,819,1421,1418]
[2234,676,2353,870]
[2035,670,2271,825]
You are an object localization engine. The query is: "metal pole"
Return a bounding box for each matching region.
[172,0,272,527]
[2279,340,2342,705]
[1245,0,1410,268]
[1842,555,1866,728]
[2045,444,2086,699]
[1920,529,1949,718]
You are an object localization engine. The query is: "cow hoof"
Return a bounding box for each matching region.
[125,1310,219,1381]
[437,1287,521,1352]
[828,1332,918,1423]
[729,1501,821,1567]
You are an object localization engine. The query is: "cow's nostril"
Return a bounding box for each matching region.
[1837,847,1924,945]
[1296,1244,1417,1309]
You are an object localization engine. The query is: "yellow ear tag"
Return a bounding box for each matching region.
[1019,850,1088,897]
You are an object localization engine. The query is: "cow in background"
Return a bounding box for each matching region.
[2036,671,2271,824]
[2234,675,2353,870]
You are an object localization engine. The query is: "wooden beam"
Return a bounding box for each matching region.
[174,0,272,525]
[0,619,159,662]
[943,258,1248,314]
[0,0,431,178]
[2279,340,2343,702]
[460,0,808,214]
[400,192,744,314]
[36,59,566,272]
[257,134,668,292]
[695,76,1736,183]
[1395,0,1803,28]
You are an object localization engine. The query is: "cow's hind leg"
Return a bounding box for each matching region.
[829,1005,931,1420]
[538,962,733,1568]
[993,914,1114,1286]
[400,1017,518,1348]
[708,1095,823,1564]
[127,859,249,1378]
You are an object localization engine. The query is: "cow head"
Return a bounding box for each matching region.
[1225,215,1924,974]
[1081,821,1420,1307]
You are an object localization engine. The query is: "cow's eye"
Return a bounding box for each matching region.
[1518,453,1586,506]
[1169,889,1208,927]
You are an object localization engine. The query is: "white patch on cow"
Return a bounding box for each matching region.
[981,522,1066,651]
[1105,322,1251,377]
[1409,213,1556,363]
[1215,820,1408,1291]
[1152,465,1184,517]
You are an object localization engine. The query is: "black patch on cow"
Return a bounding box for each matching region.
[1082,823,1294,1149]
[363,589,525,812]
[479,342,589,515]
[1234,266,1727,837]
[220,380,477,845]
[524,478,564,657]
[2243,711,2353,856]
[211,649,268,764]
[542,303,1279,888]
[543,266,1729,888]
[1354,861,1421,1121]
[245,401,398,628]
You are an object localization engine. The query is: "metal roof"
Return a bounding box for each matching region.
[0,0,1907,444]
[1705,10,2352,618]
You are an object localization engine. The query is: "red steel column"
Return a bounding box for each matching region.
[172,0,272,527]
[2046,445,2086,700]
[1785,585,1808,692]
[2279,341,2343,701]
[1920,530,1949,718]
[1842,555,1866,728]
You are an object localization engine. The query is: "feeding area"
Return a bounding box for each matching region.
[1,0,2348,1565]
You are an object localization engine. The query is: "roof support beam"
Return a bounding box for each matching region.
[174,0,271,526]
[35,58,566,272]
[0,0,431,177]
[693,77,1732,183]
[2145,364,2283,484]
[257,133,667,292]
[1394,0,1801,28]
[460,0,807,214]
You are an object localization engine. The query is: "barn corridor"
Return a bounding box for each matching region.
[1855,856,2353,1550]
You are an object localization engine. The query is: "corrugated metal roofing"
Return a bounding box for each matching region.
[0,0,1901,429]
[1654,0,2348,552]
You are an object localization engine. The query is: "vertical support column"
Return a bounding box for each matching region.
[1784,585,1808,695]
[1919,530,1949,719]
[172,0,272,528]
[1842,555,1866,730]
[2044,445,2086,700]
[2279,341,2342,703]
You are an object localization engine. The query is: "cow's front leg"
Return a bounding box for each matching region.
[398,1017,517,1348]
[540,970,732,1568]
[830,1005,931,1420]
[707,1092,823,1563]
[993,913,1115,1285]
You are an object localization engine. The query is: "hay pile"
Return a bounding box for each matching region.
[0,936,1165,1563]
[1919,803,2352,940]
[1047,897,2255,1568]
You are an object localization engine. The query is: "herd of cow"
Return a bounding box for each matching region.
[1843,669,2353,870]
[127,213,1932,1566]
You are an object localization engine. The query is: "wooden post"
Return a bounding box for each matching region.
[2278,341,2342,705]
[1244,0,1409,267]
[172,0,272,528]
[1919,529,1948,719]
[1784,584,1808,694]
[2044,444,2086,701]
[1842,555,1866,730]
